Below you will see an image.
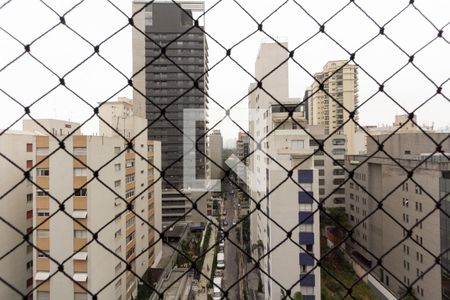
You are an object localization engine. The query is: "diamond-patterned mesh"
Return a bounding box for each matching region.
[0,0,449,300]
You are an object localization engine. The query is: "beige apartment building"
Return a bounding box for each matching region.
[0,99,163,300]
[0,120,81,300]
[345,132,450,300]
[307,60,359,154]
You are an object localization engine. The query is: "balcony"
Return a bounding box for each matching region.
[272,111,305,123]
[299,273,315,287]
[299,232,315,245]
[299,212,314,225]
[299,252,315,266]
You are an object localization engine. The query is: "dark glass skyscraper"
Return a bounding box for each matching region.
[133,1,208,191]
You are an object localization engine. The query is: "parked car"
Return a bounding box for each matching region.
[216,252,225,269]
[212,277,222,300]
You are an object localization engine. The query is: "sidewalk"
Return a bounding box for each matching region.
[195,224,217,300]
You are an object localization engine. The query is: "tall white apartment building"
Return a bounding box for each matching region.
[248,42,321,300]
[0,99,162,300]
[307,60,358,154]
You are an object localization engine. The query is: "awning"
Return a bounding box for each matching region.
[35,272,50,281]
[73,273,88,282]
[73,252,88,261]
[73,211,88,219]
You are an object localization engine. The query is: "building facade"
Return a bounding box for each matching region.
[132,0,208,189]
[248,42,321,300]
[0,99,162,300]
[208,129,223,180]
[132,1,210,226]
[307,60,358,154]
[236,131,250,188]
[345,132,450,300]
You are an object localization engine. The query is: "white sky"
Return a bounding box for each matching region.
[0,0,449,148]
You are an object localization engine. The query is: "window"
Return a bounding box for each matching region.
[74,230,88,238]
[26,193,33,202]
[126,245,136,259]
[26,160,33,169]
[114,146,121,154]
[74,168,87,176]
[332,148,346,155]
[125,174,135,183]
[403,182,409,191]
[37,250,49,258]
[314,160,324,167]
[126,160,135,168]
[73,147,87,155]
[36,189,49,197]
[126,217,135,229]
[402,198,409,207]
[333,169,345,175]
[26,260,33,270]
[114,180,121,188]
[114,163,121,172]
[74,188,87,196]
[333,178,345,185]
[26,143,33,152]
[36,168,49,176]
[319,169,325,176]
[126,232,135,244]
[37,209,50,217]
[291,140,304,149]
[126,189,135,199]
[332,139,345,145]
[415,184,422,195]
[115,230,121,239]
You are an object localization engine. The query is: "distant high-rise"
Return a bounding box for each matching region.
[307,60,358,154]
[208,129,223,180]
[236,131,250,189]
[132,0,208,191]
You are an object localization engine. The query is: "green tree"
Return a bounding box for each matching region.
[293,292,303,300]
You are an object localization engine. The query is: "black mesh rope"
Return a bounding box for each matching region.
[0,0,449,300]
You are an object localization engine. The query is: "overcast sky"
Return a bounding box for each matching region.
[0,0,449,147]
